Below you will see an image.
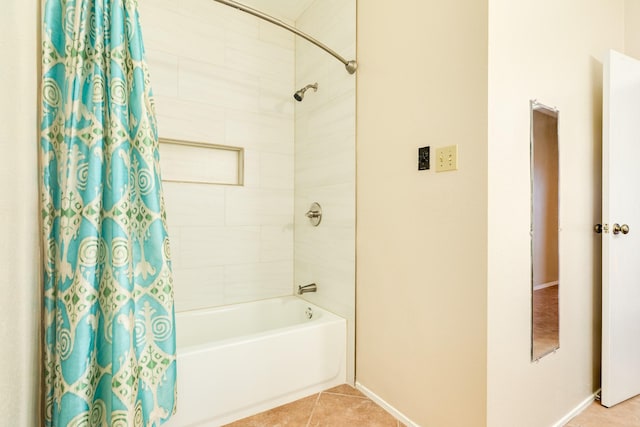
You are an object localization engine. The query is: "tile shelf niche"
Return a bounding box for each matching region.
[159,137,244,186]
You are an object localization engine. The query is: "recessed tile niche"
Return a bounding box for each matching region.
[159,138,244,186]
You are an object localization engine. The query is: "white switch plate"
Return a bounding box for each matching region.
[436,145,458,172]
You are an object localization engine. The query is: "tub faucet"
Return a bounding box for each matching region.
[298,283,317,295]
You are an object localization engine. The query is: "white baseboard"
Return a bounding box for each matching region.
[534,281,559,291]
[551,390,600,427]
[356,382,598,427]
[355,382,420,427]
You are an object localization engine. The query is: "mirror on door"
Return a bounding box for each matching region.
[530,100,560,361]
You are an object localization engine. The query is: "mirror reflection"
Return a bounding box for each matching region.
[531,101,560,361]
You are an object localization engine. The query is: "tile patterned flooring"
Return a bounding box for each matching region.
[532,285,559,359]
[224,383,640,427]
[224,384,405,427]
[565,394,640,426]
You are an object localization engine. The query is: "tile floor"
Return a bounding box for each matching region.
[223,384,405,427]
[224,384,640,427]
[532,285,559,359]
[565,394,640,426]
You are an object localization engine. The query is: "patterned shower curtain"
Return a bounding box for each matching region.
[40,0,177,425]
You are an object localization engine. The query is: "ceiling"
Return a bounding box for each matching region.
[237,0,316,23]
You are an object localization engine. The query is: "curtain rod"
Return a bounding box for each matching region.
[212,0,357,74]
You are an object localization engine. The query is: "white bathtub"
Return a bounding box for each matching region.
[164,296,347,427]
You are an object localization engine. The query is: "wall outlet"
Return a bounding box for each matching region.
[436,145,458,172]
[418,146,430,170]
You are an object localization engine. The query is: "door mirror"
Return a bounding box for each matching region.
[530,100,560,361]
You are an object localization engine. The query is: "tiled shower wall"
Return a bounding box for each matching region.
[140,0,296,312]
[294,0,357,383]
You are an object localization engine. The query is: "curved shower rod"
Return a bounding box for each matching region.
[212,0,358,74]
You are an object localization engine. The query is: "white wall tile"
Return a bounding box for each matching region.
[295,226,355,267]
[224,261,293,304]
[153,95,226,143]
[179,226,261,268]
[163,182,226,227]
[296,92,356,138]
[294,0,356,384]
[225,187,293,226]
[295,134,355,189]
[178,0,257,40]
[173,266,225,312]
[259,21,295,49]
[225,110,294,154]
[242,149,261,188]
[146,49,179,97]
[171,17,226,64]
[140,5,196,58]
[166,227,182,269]
[260,226,294,263]
[297,0,355,50]
[143,0,295,311]
[225,41,294,81]
[260,152,294,190]
[295,183,355,228]
[179,59,261,111]
[259,78,296,117]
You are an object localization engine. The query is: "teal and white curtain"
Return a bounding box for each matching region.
[40,0,177,425]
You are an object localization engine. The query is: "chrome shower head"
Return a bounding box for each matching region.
[294,83,318,102]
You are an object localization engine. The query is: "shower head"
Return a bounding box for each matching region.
[294,83,318,102]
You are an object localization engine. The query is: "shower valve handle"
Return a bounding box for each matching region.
[305,202,322,227]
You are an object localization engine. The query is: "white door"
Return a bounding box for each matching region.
[601,49,640,408]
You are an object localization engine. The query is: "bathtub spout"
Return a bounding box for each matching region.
[298,283,317,295]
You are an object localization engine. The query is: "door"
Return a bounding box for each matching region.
[601,49,640,408]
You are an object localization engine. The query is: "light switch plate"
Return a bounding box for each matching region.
[436,145,458,172]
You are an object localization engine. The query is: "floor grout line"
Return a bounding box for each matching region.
[226,384,406,426]
[226,383,634,427]
[305,392,323,427]
[323,392,368,399]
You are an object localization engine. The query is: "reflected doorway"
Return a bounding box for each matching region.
[531,101,560,361]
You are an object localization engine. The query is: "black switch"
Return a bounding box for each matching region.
[418,146,430,170]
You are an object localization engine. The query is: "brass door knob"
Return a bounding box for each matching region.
[595,224,603,234]
[612,223,630,235]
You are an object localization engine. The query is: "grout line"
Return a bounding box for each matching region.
[322,391,368,399]
[305,392,323,427]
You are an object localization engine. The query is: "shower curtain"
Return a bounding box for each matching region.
[40,0,176,425]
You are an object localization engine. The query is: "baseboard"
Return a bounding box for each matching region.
[534,281,559,291]
[551,390,600,427]
[355,382,420,427]
[356,382,598,427]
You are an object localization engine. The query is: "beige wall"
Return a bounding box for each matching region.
[626,0,640,59]
[358,1,637,426]
[487,1,624,426]
[0,0,41,425]
[356,1,489,426]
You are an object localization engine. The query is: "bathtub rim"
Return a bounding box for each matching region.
[175,295,346,355]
